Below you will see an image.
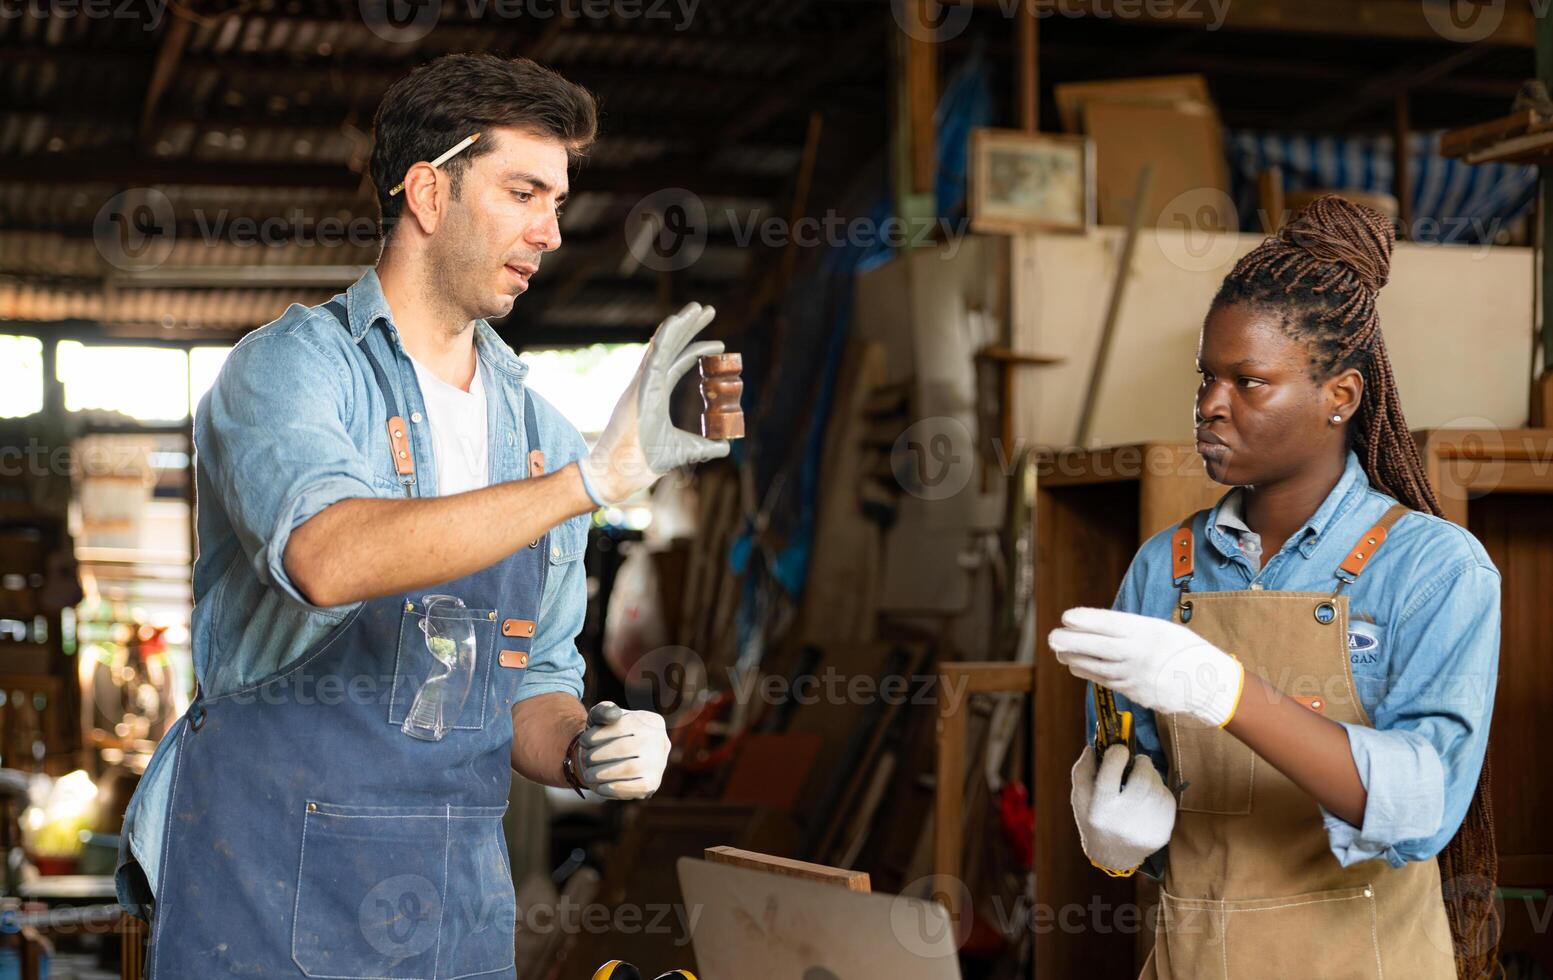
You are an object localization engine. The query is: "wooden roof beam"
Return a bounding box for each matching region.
[959,0,1536,47]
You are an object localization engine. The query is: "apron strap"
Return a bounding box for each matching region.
[1171,519,1195,584]
[1173,500,1410,604]
[523,387,543,478]
[324,299,417,493]
[1334,502,1410,585]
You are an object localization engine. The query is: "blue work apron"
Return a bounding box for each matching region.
[147,307,546,978]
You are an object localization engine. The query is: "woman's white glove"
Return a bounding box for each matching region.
[577,302,731,507]
[576,701,671,800]
[1048,607,1245,728]
[1071,743,1176,876]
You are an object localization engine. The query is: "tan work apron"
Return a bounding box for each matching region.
[1140,503,1457,979]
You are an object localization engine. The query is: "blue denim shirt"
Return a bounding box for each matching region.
[119,269,592,907]
[1086,450,1500,870]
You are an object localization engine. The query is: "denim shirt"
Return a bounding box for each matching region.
[118,269,592,909]
[1085,450,1500,870]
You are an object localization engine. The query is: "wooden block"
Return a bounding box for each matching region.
[703,845,871,892]
[1053,74,1211,134]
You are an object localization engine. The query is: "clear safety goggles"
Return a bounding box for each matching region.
[402,594,481,741]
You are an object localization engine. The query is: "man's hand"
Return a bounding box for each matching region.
[575,701,670,800]
[1071,743,1176,876]
[1048,607,1245,728]
[577,302,731,506]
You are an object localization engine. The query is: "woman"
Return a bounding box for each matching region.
[1049,196,1501,979]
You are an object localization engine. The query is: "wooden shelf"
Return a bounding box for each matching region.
[1442,111,1553,166]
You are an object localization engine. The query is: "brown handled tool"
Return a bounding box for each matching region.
[699,353,744,440]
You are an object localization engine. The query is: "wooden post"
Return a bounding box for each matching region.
[908,0,938,196]
[1539,13,1553,388]
[1018,1,1039,132]
[1394,94,1412,239]
[935,660,1037,972]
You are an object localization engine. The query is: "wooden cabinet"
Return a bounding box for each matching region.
[1031,444,1220,979]
[1417,428,1553,971]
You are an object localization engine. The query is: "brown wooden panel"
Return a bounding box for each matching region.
[1033,478,1139,979]
[1467,493,1553,873]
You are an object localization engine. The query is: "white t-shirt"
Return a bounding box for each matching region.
[408,355,489,495]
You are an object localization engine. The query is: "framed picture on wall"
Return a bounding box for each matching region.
[969,128,1094,235]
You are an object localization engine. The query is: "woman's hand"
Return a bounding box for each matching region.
[1049,607,1245,728]
[1071,743,1176,876]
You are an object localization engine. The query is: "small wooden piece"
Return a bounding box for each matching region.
[703,845,871,892]
[699,353,744,440]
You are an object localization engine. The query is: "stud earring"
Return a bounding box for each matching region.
[1331,414,1342,424]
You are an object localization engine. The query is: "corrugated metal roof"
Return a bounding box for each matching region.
[0,0,889,339]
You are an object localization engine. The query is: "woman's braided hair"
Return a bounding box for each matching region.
[1212,195,1502,979]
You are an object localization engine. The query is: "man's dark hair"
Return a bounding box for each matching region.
[370,53,598,237]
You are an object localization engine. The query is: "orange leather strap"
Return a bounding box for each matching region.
[1171,521,1195,583]
[1337,503,1409,580]
[387,416,415,476]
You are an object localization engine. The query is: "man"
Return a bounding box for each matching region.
[115,53,730,978]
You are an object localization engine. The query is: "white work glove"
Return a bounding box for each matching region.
[1071,743,1176,876]
[576,701,671,800]
[577,302,731,506]
[1049,607,1245,728]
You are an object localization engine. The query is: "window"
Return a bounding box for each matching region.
[189,346,232,415]
[520,344,646,439]
[0,335,43,418]
[57,342,189,423]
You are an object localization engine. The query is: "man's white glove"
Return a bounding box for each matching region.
[1049,607,1245,728]
[577,302,731,507]
[1071,743,1176,877]
[575,701,671,800]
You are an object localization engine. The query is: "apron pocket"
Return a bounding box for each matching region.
[1159,884,1381,980]
[1169,715,1254,815]
[292,801,515,980]
[388,601,499,733]
[440,806,516,979]
[1224,884,1381,979]
[292,801,449,979]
